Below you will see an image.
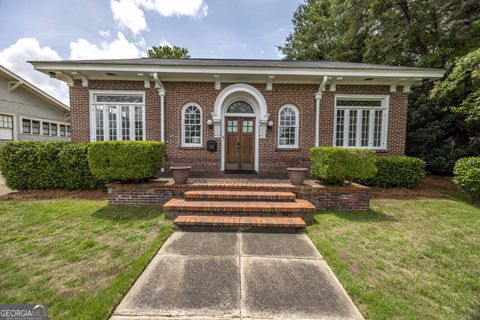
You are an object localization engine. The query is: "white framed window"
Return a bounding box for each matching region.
[89,91,145,142]
[181,103,203,147]
[278,104,299,148]
[0,114,13,140]
[334,95,389,149]
[20,117,69,137]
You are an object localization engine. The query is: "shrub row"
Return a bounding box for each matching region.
[0,141,166,190]
[88,141,165,182]
[309,147,426,188]
[310,147,377,185]
[359,156,426,188]
[454,157,480,204]
[0,142,103,190]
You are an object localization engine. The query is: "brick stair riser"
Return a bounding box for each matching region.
[166,210,314,223]
[183,195,295,202]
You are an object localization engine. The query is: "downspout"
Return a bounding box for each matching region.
[152,73,165,142]
[315,76,328,147]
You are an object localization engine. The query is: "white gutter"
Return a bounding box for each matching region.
[315,76,328,147]
[152,72,165,142]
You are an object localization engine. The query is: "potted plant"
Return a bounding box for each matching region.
[170,166,192,184]
[287,160,308,186]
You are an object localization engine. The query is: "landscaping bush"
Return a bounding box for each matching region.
[0,141,103,190]
[453,157,480,204]
[310,147,377,185]
[359,156,426,188]
[88,141,165,181]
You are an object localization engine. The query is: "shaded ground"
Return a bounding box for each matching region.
[112,231,363,320]
[307,189,480,319]
[0,200,173,320]
[371,175,458,199]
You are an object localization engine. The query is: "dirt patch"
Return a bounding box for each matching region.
[371,175,458,200]
[0,189,107,201]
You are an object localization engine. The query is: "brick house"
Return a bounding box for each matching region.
[30,58,443,175]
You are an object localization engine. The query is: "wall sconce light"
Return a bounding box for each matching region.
[267,120,274,130]
[207,119,213,128]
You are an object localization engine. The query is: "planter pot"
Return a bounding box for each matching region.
[170,166,192,184]
[287,167,308,186]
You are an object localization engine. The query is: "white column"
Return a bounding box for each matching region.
[159,88,165,142]
[315,93,322,147]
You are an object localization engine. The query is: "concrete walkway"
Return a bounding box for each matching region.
[111,231,364,320]
[0,175,12,196]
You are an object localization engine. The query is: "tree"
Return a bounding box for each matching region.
[147,45,190,59]
[280,0,480,173]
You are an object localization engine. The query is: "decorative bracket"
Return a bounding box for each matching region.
[213,75,221,90]
[266,75,275,91]
[7,80,23,92]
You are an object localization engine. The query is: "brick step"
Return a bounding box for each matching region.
[164,199,315,215]
[174,215,306,229]
[184,190,296,202]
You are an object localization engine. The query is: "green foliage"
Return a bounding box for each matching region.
[0,142,103,190]
[281,0,480,174]
[310,147,377,185]
[431,48,480,123]
[358,156,426,188]
[88,141,165,182]
[147,45,190,59]
[453,157,480,203]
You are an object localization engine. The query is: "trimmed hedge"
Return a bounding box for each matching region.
[310,147,377,185]
[88,141,165,181]
[359,156,426,188]
[453,157,480,204]
[0,142,103,190]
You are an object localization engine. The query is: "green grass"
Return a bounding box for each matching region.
[307,194,480,320]
[0,200,174,319]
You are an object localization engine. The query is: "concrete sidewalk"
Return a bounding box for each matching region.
[111,231,364,320]
[0,175,12,196]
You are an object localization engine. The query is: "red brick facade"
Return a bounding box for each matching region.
[70,80,409,174]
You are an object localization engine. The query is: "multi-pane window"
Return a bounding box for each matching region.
[31,121,40,134]
[278,105,299,148]
[43,122,50,135]
[334,96,388,149]
[21,118,70,137]
[90,92,145,142]
[0,114,13,140]
[182,103,202,147]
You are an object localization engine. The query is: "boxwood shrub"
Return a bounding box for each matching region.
[453,157,480,204]
[359,156,426,188]
[0,141,103,190]
[88,141,165,181]
[310,147,377,185]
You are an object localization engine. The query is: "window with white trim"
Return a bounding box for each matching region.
[181,103,202,147]
[278,105,299,148]
[20,117,70,137]
[0,114,13,140]
[334,96,388,149]
[90,92,145,141]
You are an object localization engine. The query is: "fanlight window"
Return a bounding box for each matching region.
[226,101,254,114]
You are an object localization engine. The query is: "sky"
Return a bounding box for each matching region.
[0,0,302,104]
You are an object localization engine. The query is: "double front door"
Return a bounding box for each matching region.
[225,117,255,171]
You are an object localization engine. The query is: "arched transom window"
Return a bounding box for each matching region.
[226,101,254,114]
[182,103,202,147]
[278,105,299,148]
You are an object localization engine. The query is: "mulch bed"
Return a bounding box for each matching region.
[0,189,108,201]
[371,175,458,200]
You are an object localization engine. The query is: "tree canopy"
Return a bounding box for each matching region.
[280,0,480,173]
[147,45,190,59]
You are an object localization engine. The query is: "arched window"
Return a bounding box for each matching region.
[181,103,202,147]
[278,105,299,148]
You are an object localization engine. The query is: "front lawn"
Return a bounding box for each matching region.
[0,200,173,319]
[307,190,480,319]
